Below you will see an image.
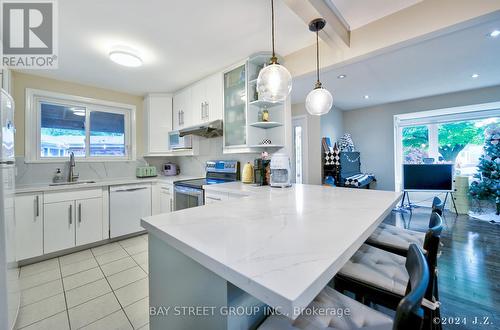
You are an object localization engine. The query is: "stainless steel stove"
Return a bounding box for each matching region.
[174,160,240,211]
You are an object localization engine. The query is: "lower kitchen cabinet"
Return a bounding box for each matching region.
[75,198,103,246]
[205,191,228,204]
[44,200,76,254]
[160,184,174,213]
[15,193,43,260]
[43,189,104,254]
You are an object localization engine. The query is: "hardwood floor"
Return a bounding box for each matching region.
[385,209,500,329]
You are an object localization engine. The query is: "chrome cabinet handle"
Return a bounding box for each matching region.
[34,195,40,217]
[201,102,204,120]
[205,102,209,119]
[170,198,173,212]
[78,203,82,223]
[69,204,73,225]
[206,196,221,201]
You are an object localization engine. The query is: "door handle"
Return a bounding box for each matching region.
[69,204,73,225]
[34,195,40,218]
[206,196,222,201]
[78,203,82,223]
[201,102,204,120]
[115,187,148,192]
[205,102,209,119]
[170,198,173,212]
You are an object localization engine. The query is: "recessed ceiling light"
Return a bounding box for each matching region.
[337,74,347,79]
[364,95,370,99]
[489,30,500,38]
[471,73,480,79]
[109,46,143,67]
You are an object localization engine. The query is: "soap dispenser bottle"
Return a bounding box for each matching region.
[53,168,64,183]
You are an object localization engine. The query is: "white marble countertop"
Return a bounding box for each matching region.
[15,175,199,193]
[203,181,269,196]
[141,184,402,319]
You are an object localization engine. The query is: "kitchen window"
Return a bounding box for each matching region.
[26,89,136,162]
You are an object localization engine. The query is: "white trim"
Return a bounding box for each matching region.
[25,88,136,163]
[292,115,308,184]
[393,101,500,191]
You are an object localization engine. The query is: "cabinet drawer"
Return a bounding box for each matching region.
[205,191,228,204]
[44,188,102,204]
[160,184,173,194]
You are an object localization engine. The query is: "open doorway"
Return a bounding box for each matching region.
[292,116,308,184]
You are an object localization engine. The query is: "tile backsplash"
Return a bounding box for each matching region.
[15,156,147,185]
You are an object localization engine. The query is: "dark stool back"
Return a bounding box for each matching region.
[431,197,445,216]
[393,244,429,330]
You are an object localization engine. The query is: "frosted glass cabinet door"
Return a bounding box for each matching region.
[224,64,247,147]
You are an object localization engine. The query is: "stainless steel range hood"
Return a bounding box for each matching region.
[179,119,223,138]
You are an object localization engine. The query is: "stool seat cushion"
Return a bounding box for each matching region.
[259,286,393,330]
[367,224,425,251]
[338,244,408,296]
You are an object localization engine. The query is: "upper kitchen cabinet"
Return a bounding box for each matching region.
[144,94,173,155]
[223,53,290,154]
[173,88,192,131]
[223,63,247,149]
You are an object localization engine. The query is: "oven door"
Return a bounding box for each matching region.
[174,185,204,211]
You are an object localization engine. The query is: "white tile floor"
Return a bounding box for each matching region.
[16,234,150,330]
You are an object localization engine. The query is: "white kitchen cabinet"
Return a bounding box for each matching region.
[205,72,223,122]
[44,200,75,254]
[173,88,192,130]
[190,73,223,126]
[144,94,173,155]
[43,188,103,253]
[15,193,43,260]
[75,198,103,246]
[159,184,173,213]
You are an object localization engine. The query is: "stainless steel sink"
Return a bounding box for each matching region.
[49,180,97,186]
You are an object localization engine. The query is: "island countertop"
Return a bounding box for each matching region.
[141,184,402,319]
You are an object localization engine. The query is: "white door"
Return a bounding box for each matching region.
[292,116,308,184]
[75,198,102,246]
[15,194,43,260]
[44,201,75,253]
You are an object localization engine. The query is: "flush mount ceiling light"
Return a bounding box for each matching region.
[337,74,347,79]
[488,30,500,38]
[306,18,333,116]
[471,73,480,79]
[109,46,143,67]
[256,0,292,103]
[364,95,370,99]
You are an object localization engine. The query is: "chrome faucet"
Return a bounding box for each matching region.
[68,152,79,182]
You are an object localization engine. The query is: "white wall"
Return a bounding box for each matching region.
[342,85,500,191]
[321,106,344,146]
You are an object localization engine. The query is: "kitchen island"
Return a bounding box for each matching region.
[141,184,401,330]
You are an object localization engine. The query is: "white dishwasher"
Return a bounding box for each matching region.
[110,183,152,238]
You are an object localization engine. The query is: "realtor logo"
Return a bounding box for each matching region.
[1,0,58,68]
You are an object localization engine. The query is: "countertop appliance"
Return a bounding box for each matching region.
[254,158,270,186]
[174,160,240,211]
[109,183,152,238]
[162,162,179,176]
[0,89,19,330]
[168,131,192,150]
[270,153,292,188]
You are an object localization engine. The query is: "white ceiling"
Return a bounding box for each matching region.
[23,0,315,95]
[291,17,500,110]
[327,0,422,30]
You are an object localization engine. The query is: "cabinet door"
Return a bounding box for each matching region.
[44,201,75,254]
[191,81,206,125]
[76,198,102,246]
[172,92,183,131]
[160,191,173,213]
[15,194,43,260]
[145,95,172,154]
[206,73,223,122]
[173,88,193,130]
[223,64,247,147]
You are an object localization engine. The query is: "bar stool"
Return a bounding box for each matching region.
[258,244,429,330]
[334,213,443,329]
[367,210,443,257]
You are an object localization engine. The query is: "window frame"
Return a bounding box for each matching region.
[25,88,136,163]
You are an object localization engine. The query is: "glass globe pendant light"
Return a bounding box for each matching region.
[257,0,292,103]
[306,18,333,116]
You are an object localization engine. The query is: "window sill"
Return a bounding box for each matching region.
[22,157,137,164]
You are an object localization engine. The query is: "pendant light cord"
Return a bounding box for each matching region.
[271,0,277,63]
[316,29,320,87]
